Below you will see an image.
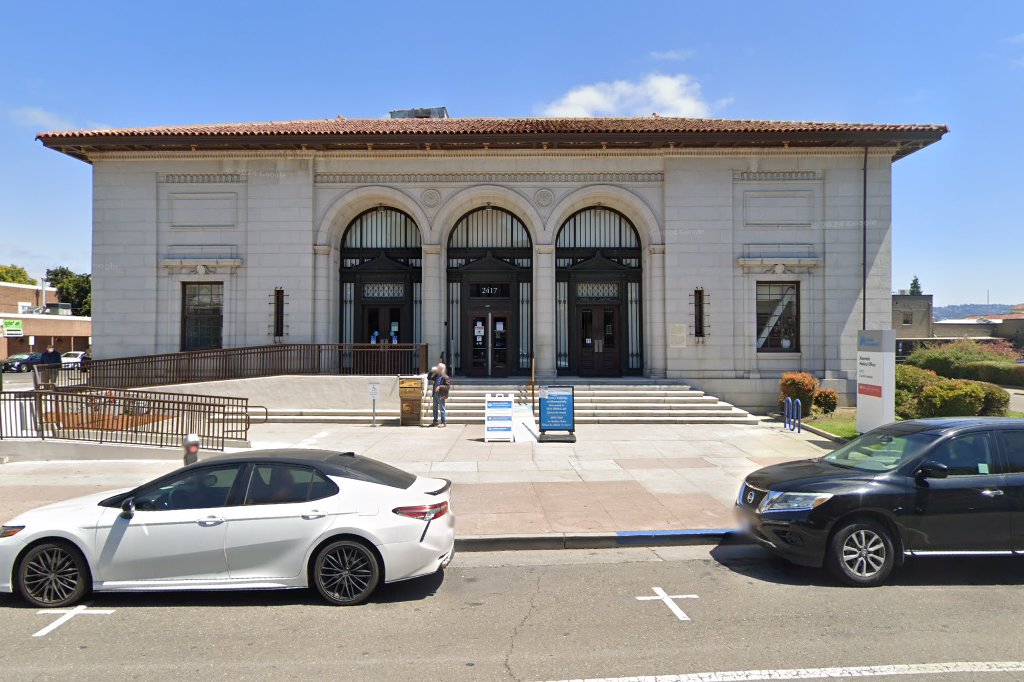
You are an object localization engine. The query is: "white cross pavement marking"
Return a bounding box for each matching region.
[33,604,115,638]
[540,660,1024,682]
[635,586,698,622]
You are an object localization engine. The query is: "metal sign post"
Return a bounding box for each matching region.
[369,382,381,427]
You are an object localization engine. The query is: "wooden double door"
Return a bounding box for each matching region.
[575,305,621,377]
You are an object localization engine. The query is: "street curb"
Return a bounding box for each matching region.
[455,529,749,552]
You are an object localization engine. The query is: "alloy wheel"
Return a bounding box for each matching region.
[841,529,887,578]
[19,544,86,607]
[314,541,379,605]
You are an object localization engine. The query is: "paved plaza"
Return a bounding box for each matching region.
[0,419,836,538]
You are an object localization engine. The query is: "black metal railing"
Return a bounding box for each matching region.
[0,388,250,451]
[34,343,429,391]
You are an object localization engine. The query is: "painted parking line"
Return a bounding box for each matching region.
[540,660,1024,682]
[33,604,114,637]
[635,587,698,621]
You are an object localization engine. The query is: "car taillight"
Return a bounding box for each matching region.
[393,502,448,521]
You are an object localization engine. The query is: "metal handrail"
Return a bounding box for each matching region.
[34,343,429,391]
[0,388,252,450]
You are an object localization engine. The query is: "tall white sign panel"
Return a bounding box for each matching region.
[856,330,895,434]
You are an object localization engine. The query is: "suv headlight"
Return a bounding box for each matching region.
[757,491,833,513]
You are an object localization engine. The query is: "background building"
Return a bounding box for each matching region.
[0,281,92,359]
[38,114,946,407]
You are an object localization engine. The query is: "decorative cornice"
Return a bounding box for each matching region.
[159,173,247,184]
[314,171,664,185]
[86,147,897,162]
[733,171,822,182]
[158,258,244,273]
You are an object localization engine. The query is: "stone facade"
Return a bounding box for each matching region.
[81,147,902,408]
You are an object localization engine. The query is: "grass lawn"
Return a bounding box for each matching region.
[1009,410,1024,418]
[806,408,859,440]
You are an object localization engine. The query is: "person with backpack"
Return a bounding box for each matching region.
[430,362,452,428]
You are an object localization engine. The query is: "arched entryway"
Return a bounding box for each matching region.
[446,206,532,377]
[339,207,422,346]
[556,207,643,376]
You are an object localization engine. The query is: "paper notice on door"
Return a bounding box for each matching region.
[496,321,504,331]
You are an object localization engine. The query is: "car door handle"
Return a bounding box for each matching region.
[981,489,1005,497]
[197,516,226,526]
[302,510,327,520]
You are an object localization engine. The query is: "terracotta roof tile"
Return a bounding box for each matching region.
[35,116,948,139]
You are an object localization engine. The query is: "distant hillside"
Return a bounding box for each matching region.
[933,304,1015,321]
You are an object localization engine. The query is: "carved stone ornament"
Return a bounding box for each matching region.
[421,189,441,208]
[534,188,555,207]
[195,264,208,275]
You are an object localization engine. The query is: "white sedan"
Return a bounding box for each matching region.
[0,449,455,607]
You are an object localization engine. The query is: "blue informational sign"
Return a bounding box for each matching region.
[539,386,575,433]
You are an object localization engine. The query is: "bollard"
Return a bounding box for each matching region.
[183,433,201,465]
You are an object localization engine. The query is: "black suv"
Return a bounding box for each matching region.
[736,418,1024,586]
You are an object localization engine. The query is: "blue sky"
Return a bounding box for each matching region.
[1,1,1022,307]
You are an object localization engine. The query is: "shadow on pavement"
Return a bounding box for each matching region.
[0,570,446,609]
[710,543,1024,588]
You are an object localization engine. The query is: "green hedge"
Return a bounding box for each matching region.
[960,361,1024,387]
[976,381,1011,416]
[917,380,985,418]
[895,365,943,419]
[906,339,1022,380]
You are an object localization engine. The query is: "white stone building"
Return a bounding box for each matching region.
[38,115,945,408]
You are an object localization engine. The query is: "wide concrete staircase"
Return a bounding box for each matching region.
[248,380,756,426]
[424,382,757,425]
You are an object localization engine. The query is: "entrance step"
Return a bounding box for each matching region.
[247,381,756,425]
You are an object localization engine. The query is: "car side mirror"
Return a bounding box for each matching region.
[120,497,135,519]
[916,461,949,480]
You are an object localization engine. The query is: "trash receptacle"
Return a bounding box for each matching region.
[398,376,425,426]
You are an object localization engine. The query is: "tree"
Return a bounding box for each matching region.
[45,266,92,316]
[909,275,922,295]
[0,264,37,285]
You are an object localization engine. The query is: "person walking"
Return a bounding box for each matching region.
[430,362,451,428]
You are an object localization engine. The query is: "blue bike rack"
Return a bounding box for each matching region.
[784,397,802,433]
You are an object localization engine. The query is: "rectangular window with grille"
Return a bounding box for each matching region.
[902,310,913,325]
[181,282,223,351]
[693,288,706,338]
[273,288,285,338]
[755,282,799,352]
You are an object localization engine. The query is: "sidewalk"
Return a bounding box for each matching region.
[244,418,836,537]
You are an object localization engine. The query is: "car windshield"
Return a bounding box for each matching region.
[7,354,29,360]
[822,427,939,472]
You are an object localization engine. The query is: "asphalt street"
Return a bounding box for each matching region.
[2,545,1024,681]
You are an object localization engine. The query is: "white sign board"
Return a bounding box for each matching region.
[484,393,515,443]
[368,383,381,400]
[856,330,895,434]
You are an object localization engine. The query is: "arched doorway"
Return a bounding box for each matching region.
[556,207,643,376]
[446,206,532,377]
[339,207,422,346]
